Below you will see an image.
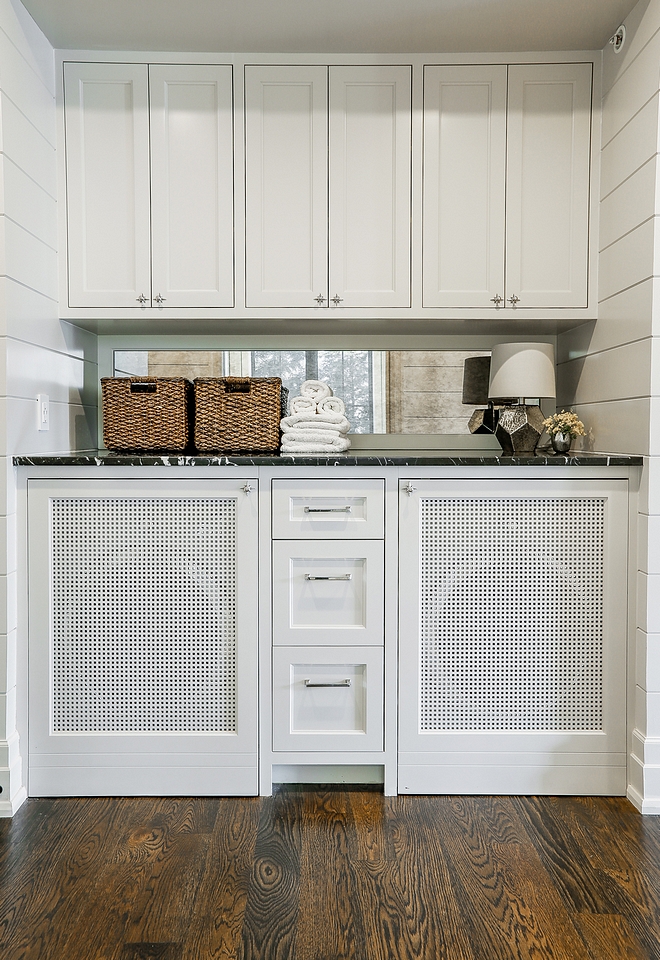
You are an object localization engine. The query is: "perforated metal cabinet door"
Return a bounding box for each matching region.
[28,478,259,797]
[398,478,628,796]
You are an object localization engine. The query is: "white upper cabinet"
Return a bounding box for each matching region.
[244,66,328,308]
[423,65,507,308]
[329,67,412,308]
[506,63,592,308]
[423,62,592,309]
[64,62,234,309]
[64,63,152,308]
[149,65,234,308]
[245,64,411,309]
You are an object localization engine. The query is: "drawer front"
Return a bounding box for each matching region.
[272,540,384,645]
[272,479,384,539]
[273,646,384,752]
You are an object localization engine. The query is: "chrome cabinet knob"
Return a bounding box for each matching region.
[508,294,520,306]
[136,293,148,304]
[314,293,327,305]
[154,293,166,304]
[331,294,343,305]
[490,294,503,305]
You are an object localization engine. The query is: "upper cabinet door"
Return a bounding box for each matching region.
[149,65,234,308]
[329,66,412,308]
[423,65,507,308]
[64,63,151,308]
[506,63,592,308]
[245,66,328,308]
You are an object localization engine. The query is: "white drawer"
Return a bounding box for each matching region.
[272,646,384,752]
[272,540,384,646]
[272,479,384,539]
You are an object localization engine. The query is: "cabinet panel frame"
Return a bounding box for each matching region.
[149,63,235,308]
[398,477,628,795]
[422,64,507,308]
[64,61,152,308]
[27,478,259,796]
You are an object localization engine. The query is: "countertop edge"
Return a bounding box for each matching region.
[12,453,645,467]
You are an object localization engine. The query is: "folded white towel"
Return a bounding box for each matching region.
[300,379,333,402]
[317,396,345,417]
[281,435,351,454]
[280,411,350,434]
[281,428,345,444]
[290,396,318,416]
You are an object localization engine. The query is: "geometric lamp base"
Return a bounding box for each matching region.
[494,405,546,455]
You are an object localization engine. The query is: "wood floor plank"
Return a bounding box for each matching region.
[512,796,620,914]
[348,795,477,960]
[347,788,395,862]
[239,787,304,960]
[574,914,650,960]
[180,797,260,960]
[295,789,364,960]
[435,796,593,960]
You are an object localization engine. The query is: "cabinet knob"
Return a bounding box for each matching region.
[490,294,503,306]
[154,293,167,304]
[314,293,327,305]
[242,482,254,496]
[331,294,343,305]
[508,294,520,306]
[136,294,148,304]
[403,482,416,497]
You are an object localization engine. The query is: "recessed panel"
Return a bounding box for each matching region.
[273,540,384,645]
[273,646,383,752]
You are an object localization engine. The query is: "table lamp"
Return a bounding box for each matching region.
[488,342,556,455]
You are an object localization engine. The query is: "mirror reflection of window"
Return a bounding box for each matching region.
[112,349,489,435]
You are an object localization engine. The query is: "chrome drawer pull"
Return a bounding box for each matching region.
[304,573,352,581]
[304,678,351,688]
[304,506,352,513]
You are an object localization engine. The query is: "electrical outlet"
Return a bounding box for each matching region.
[37,394,50,431]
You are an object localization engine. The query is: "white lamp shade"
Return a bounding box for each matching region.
[488,342,556,399]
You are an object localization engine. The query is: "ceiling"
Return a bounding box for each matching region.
[19,0,640,53]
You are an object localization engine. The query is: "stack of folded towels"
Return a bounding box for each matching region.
[280,380,351,454]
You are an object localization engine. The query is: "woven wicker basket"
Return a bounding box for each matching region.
[194,377,286,453]
[101,377,192,452]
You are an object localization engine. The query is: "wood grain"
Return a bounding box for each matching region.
[1,792,660,960]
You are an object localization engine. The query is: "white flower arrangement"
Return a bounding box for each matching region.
[542,410,586,438]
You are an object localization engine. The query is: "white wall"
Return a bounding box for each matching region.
[0,0,97,814]
[557,0,660,812]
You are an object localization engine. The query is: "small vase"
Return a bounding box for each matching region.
[551,431,572,455]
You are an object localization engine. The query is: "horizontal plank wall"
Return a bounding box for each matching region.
[0,0,97,815]
[557,0,660,812]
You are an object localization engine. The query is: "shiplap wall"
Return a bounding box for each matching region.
[0,0,97,814]
[557,0,660,812]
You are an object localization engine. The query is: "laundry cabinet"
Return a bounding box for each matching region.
[422,62,593,308]
[266,478,391,786]
[398,477,628,795]
[244,65,412,308]
[27,478,258,796]
[63,62,234,309]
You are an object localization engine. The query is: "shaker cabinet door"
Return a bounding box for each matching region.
[244,65,328,308]
[64,62,152,308]
[505,62,592,308]
[423,65,507,308]
[329,66,412,307]
[149,64,234,307]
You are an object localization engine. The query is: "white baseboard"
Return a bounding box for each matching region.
[0,785,27,817]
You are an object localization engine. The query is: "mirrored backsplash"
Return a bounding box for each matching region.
[114,349,491,435]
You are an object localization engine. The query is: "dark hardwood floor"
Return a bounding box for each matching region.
[0,789,659,959]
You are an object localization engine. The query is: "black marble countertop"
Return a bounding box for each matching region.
[13,451,643,467]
